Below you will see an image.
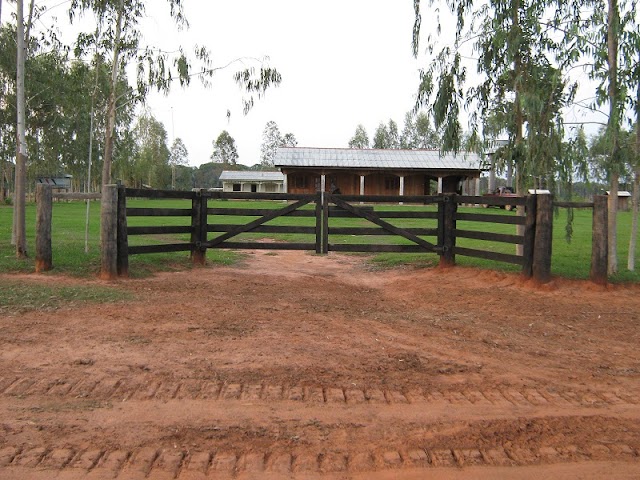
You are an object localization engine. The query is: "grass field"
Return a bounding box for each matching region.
[1,198,639,282]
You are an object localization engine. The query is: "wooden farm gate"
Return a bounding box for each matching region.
[39,184,605,284]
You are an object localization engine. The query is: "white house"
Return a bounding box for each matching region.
[219,171,285,193]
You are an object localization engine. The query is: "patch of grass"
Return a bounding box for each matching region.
[1,198,639,282]
[0,280,132,314]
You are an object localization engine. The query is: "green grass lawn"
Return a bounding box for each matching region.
[1,198,639,282]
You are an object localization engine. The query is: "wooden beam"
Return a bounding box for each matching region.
[35,184,53,273]
[532,194,553,283]
[590,195,608,285]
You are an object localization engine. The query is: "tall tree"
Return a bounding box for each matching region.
[169,137,189,189]
[348,124,369,148]
[373,122,390,149]
[260,120,281,167]
[14,0,27,257]
[211,130,238,165]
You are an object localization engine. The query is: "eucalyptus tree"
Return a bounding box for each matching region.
[211,130,238,165]
[348,124,369,148]
[169,137,188,189]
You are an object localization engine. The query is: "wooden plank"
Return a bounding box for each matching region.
[458,195,526,206]
[455,229,523,244]
[332,194,442,203]
[128,243,193,255]
[52,192,101,200]
[125,188,195,199]
[214,192,314,201]
[554,201,594,208]
[521,195,537,278]
[191,191,206,265]
[533,194,553,283]
[590,195,608,285]
[329,227,438,236]
[128,225,192,235]
[209,225,316,234]
[213,242,316,250]
[453,246,524,265]
[207,208,316,217]
[366,211,439,219]
[329,195,437,252]
[329,244,435,253]
[204,197,314,247]
[126,208,192,217]
[116,184,129,277]
[456,212,526,225]
[322,192,329,253]
[35,184,53,273]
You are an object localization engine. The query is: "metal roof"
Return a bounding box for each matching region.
[219,171,285,182]
[274,147,482,171]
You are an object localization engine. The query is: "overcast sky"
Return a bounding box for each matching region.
[139,1,426,167]
[6,1,605,168]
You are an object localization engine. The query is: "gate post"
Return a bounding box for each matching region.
[521,194,537,278]
[532,193,553,283]
[100,184,118,280]
[116,184,129,277]
[439,193,457,267]
[315,192,323,254]
[590,195,608,285]
[191,189,207,265]
[322,192,329,254]
[35,183,53,273]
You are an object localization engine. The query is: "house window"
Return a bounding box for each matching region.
[232,183,241,192]
[384,176,400,191]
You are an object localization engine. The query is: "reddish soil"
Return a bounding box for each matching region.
[1,250,639,479]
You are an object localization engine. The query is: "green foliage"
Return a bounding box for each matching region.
[260,121,297,166]
[348,124,370,148]
[211,130,239,165]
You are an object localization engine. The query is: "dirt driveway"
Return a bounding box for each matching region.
[1,250,639,479]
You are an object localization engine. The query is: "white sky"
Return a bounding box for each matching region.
[141,1,425,167]
[4,0,608,168]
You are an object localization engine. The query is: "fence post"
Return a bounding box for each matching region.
[191,189,207,265]
[315,192,323,254]
[322,192,329,254]
[590,195,608,285]
[532,194,553,283]
[521,194,537,278]
[35,183,53,273]
[100,184,118,280]
[116,184,129,277]
[439,193,457,267]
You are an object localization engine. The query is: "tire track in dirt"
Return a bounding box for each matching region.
[1,375,637,408]
[1,441,638,479]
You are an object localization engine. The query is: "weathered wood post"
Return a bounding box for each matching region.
[439,193,457,267]
[521,194,537,278]
[190,189,207,265]
[116,184,129,277]
[100,184,118,280]
[590,195,608,285]
[532,193,553,283]
[315,191,323,254]
[322,192,329,254]
[35,183,53,272]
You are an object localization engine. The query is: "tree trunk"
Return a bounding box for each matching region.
[14,0,27,258]
[628,57,640,271]
[512,0,525,257]
[102,1,124,187]
[607,0,620,276]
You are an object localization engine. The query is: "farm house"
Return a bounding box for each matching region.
[219,171,285,193]
[274,147,483,196]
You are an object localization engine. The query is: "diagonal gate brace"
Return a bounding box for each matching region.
[204,197,315,248]
[329,194,439,252]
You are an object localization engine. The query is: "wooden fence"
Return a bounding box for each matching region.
[34,184,609,284]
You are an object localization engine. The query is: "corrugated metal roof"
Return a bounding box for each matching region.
[273,147,482,171]
[219,171,285,182]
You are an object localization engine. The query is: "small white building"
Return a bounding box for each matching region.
[219,171,285,193]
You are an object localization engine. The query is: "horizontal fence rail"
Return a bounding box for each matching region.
[103,188,609,284]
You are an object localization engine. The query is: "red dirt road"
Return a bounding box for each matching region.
[1,250,639,479]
